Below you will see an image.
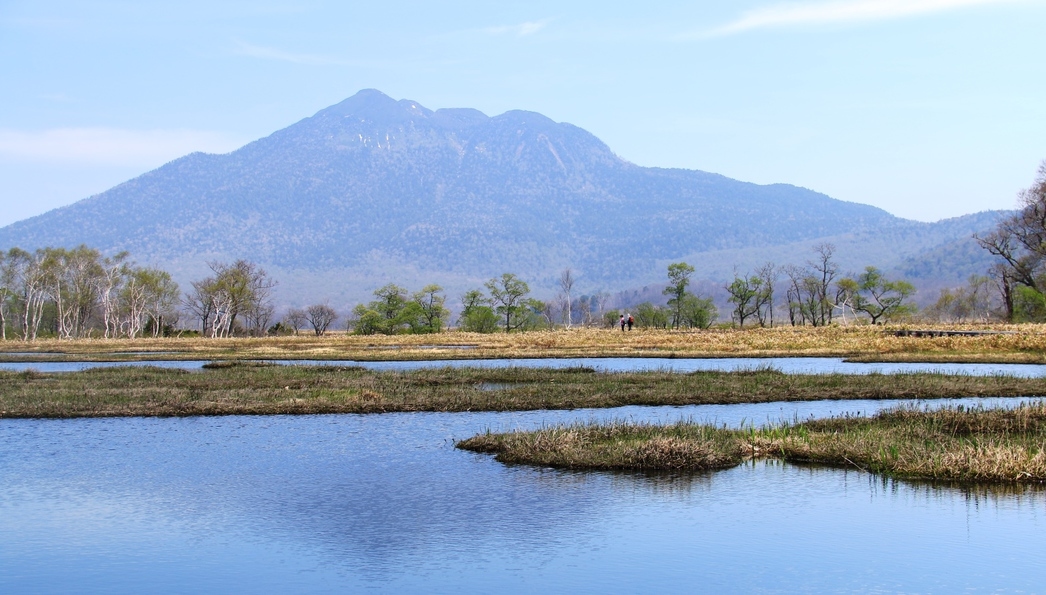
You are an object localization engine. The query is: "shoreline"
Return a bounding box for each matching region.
[4,365,1046,419]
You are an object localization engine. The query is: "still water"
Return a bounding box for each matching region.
[3,356,1046,377]
[2,397,1044,593]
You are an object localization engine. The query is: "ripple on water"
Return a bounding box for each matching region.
[1,397,1045,592]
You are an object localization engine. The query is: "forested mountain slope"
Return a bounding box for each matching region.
[0,89,1003,305]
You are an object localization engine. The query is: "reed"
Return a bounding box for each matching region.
[458,403,1046,484]
[757,403,1046,483]
[461,422,744,471]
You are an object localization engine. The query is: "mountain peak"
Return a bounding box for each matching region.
[319,89,432,121]
[2,89,971,308]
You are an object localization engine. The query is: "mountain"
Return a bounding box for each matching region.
[0,89,1006,307]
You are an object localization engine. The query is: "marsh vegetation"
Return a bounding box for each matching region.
[458,402,1046,483]
[3,364,1046,418]
[3,325,1046,363]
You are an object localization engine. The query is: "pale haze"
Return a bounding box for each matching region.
[1,0,1044,227]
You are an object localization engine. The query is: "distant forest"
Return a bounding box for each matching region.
[8,170,1046,341]
[7,160,1046,340]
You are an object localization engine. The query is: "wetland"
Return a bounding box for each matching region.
[5,327,1046,591]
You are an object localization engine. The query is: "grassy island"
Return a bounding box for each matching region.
[457,403,1046,484]
[2,364,1046,418]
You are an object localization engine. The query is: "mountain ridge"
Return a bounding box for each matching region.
[0,89,1004,306]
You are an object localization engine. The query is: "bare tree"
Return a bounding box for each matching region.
[7,248,48,341]
[0,250,15,341]
[284,308,308,335]
[184,278,217,336]
[810,243,838,326]
[756,262,777,327]
[540,300,557,328]
[576,296,592,327]
[558,268,576,328]
[96,252,129,339]
[784,264,822,326]
[186,260,276,337]
[120,267,178,338]
[245,302,275,337]
[120,270,148,339]
[143,269,179,337]
[305,303,338,336]
[41,246,103,339]
[976,161,1046,320]
[593,291,610,326]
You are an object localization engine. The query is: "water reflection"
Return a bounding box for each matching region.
[876,474,1046,507]
[2,355,1046,377]
[2,399,1046,592]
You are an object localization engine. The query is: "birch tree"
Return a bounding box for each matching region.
[0,251,13,340]
[98,252,130,339]
[7,248,48,341]
[186,260,276,337]
[43,246,103,339]
[559,269,576,328]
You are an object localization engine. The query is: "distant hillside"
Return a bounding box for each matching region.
[0,89,1006,307]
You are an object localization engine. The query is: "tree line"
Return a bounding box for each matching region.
[718,245,917,328]
[9,158,1046,344]
[0,250,719,340]
[0,247,177,341]
[0,244,921,341]
[0,249,290,340]
[350,274,568,335]
[712,159,1046,326]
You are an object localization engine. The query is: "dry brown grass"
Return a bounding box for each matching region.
[460,423,743,471]
[459,403,1046,484]
[3,364,1045,418]
[756,403,1046,483]
[3,323,1046,363]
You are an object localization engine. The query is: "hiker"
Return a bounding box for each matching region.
[627,314,634,331]
[620,315,626,331]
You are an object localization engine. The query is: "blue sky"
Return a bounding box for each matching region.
[1,0,1043,227]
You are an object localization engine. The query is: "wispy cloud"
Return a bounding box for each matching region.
[233,40,342,65]
[0,128,246,166]
[232,40,399,67]
[481,19,551,37]
[694,0,1024,37]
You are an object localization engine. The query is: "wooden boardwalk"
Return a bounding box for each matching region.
[891,330,1016,338]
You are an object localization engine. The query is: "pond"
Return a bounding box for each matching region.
[2,356,1046,376]
[2,396,1044,592]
